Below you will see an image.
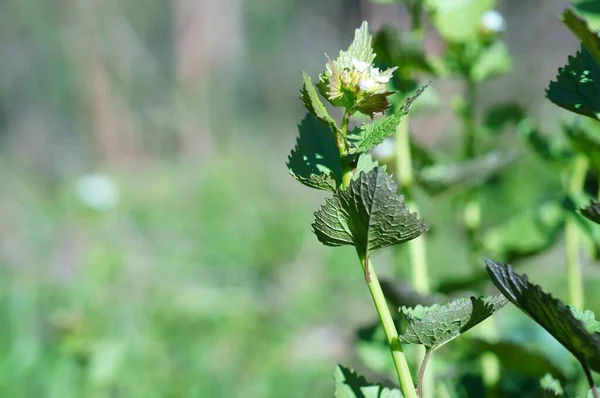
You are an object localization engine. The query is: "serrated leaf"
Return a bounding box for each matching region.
[300,71,338,131]
[571,307,600,335]
[340,22,376,68]
[312,167,427,251]
[482,201,565,262]
[485,261,600,372]
[356,91,396,118]
[546,46,600,120]
[470,41,512,83]
[582,200,600,224]
[417,150,518,195]
[335,365,403,398]
[348,85,428,154]
[398,296,507,350]
[562,9,600,67]
[426,0,494,42]
[540,373,564,397]
[287,113,342,191]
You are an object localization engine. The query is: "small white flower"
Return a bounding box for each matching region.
[358,77,377,91]
[481,10,506,33]
[352,58,370,72]
[75,173,119,211]
[371,68,390,84]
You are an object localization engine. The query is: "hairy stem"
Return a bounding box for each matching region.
[339,112,354,188]
[358,250,418,398]
[566,155,588,309]
[582,361,599,398]
[417,349,433,398]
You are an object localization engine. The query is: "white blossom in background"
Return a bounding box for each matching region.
[371,137,395,161]
[481,10,506,33]
[75,173,119,211]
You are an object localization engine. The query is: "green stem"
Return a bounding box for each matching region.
[566,155,588,309]
[417,349,433,398]
[358,250,418,398]
[339,112,353,187]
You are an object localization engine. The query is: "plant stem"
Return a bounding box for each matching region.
[358,250,418,398]
[339,112,354,187]
[566,155,588,309]
[417,349,433,398]
[582,361,599,398]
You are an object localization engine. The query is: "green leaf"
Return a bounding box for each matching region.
[348,85,428,154]
[312,167,427,250]
[482,201,565,262]
[562,9,600,67]
[287,113,342,191]
[470,41,512,83]
[300,71,338,131]
[563,121,600,169]
[417,150,518,195]
[571,307,600,335]
[426,0,494,42]
[540,373,564,397]
[398,296,507,351]
[485,261,600,372]
[335,365,403,398]
[581,200,600,224]
[340,22,375,68]
[352,153,385,180]
[516,119,572,168]
[546,47,600,121]
[483,102,526,135]
[573,0,600,31]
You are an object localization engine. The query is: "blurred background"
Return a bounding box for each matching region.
[0,0,596,397]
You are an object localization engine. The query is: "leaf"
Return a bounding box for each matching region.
[470,41,512,83]
[287,113,342,191]
[582,200,600,224]
[482,201,565,262]
[573,0,600,31]
[571,307,600,335]
[356,91,396,119]
[348,85,428,154]
[426,0,495,42]
[335,365,403,398]
[516,119,572,167]
[417,150,518,195]
[546,46,600,121]
[485,261,600,372]
[483,102,526,135]
[300,71,338,131]
[562,9,600,67]
[540,373,564,397]
[312,167,427,250]
[398,296,507,351]
[563,121,600,170]
[352,153,385,181]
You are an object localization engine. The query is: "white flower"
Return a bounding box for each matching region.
[352,58,370,72]
[358,77,377,91]
[75,173,119,211]
[371,67,390,84]
[481,10,506,33]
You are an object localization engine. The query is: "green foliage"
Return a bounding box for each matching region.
[540,373,564,397]
[470,41,511,83]
[563,121,600,170]
[581,201,600,224]
[562,9,600,67]
[287,113,342,191]
[546,47,600,121]
[300,71,338,132]
[425,0,495,42]
[334,365,403,398]
[486,261,600,372]
[416,150,517,195]
[348,86,427,154]
[398,296,507,350]
[312,167,427,251]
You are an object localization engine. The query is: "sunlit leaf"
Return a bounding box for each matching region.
[287,113,342,191]
[352,153,385,181]
[398,296,507,350]
[335,365,403,398]
[312,167,427,250]
[300,71,338,131]
[485,261,600,372]
[540,373,564,397]
[562,9,600,67]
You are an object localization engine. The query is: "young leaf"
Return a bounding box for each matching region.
[581,200,600,224]
[540,373,564,397]
[348,85,427,154]
[562,9,600,67]
[287,113,342,191]
[335,365,403,398]
[300,71,338,131]
[352,153,385,181]
[485,261,600,372]
[398,296,507,350]
[416,150,518,195]
[312,167,427,250]
[546,47,600,121]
